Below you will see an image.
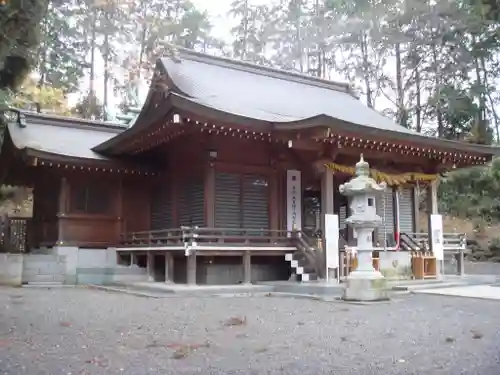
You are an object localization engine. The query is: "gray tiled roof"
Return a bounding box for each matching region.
[8,112,123,160]
[161,49,417,135]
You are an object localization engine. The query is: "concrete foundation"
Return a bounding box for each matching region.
[22,254,66,284]
[0,247,148,286]
[379,252,413,280]
[343,271,389,301]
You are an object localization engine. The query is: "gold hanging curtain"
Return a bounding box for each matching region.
[324,162,438,186]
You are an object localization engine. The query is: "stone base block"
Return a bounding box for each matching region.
[342,273,389,302]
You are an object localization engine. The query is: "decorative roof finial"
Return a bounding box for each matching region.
[355,154,369,177]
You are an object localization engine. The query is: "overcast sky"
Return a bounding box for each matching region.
[190,0,268,41]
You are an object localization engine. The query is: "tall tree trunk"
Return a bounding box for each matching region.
[103,32,109,121]
[37,52,47,88]
[137,0,148,81]
[474,56,486,143]
[360,31,372,108]
[89,8,97,96]
[480,55,499,142]
[315,0,321,77]
[296,22,303,72]
[242,0,249,59]
[395,42,404,126]
[415,65,422,133]
[431,41,443,137]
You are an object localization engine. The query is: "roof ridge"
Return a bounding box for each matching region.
[168,46,354,95]
[19,111,126,133]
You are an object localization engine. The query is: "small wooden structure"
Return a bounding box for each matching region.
[0,47,497,284]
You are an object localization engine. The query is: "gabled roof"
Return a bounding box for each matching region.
[5,111,124,161]
[160,48,417,135]
[3,49,499,165]
[94,47,500,160]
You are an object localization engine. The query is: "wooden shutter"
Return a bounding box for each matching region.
[215,172,241,228]
[399,187,415,234]
[150,183,172,230]
[190,178,205,227]
[178,178,205,227]
[242,175,269,229]
[377,190,394,245]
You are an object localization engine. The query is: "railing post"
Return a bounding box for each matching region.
[187,251,197,285]
[182,226,197,285]
[165,252,174,284]
[244,229,250,245]
[243,251,251,284]
[146,252,155,282]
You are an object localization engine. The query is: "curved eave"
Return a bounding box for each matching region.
[161,95,500,159]
[169,96,500,158]
[93,60,173,155]
[93,97,173,154]
[273,115,500,158]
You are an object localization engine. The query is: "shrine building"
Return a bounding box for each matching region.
[0,47,498,285]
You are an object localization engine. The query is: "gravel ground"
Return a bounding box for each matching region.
[0,287,499,375]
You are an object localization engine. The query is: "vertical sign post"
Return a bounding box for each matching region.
[430,214,444,261]
[325,214,339,282]
[286,170,302,236]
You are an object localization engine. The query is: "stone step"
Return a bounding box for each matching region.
[298,273,318,282]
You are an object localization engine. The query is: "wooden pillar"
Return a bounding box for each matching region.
[165,252,174,283]
[426,180,439,215]
[57,177,69,244]
[117,178,124,242]
[146,252,155,282]
[393,187,400,244]
[320,168,334,232]
[321,168,334,280]
[205,164,215,227]
[269,173,279,231]
[243,251,251,284]
[412,186,420,233]
[171,175,179,227]
[187,253,197,285]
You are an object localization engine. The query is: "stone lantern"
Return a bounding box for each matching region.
[339,155,389,301]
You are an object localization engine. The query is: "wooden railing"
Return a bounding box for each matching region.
[400,232,467,254]
[0,215,31,253]
[120,227,295,247]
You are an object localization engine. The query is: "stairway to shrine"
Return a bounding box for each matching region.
[285,250,318,282]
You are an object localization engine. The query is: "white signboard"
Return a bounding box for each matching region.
[286,170,302,234]
[325,214,339,269]
[430,214,444,260]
